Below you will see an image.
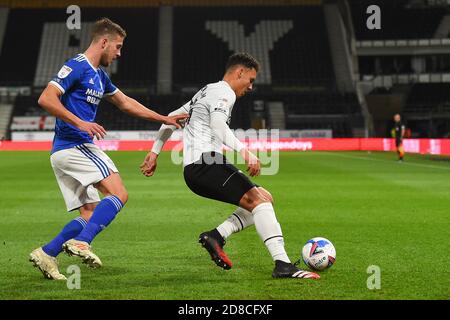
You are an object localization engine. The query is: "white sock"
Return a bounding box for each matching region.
[216,207,254,239]
[252,202,290,263]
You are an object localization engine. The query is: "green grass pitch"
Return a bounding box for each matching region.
[0,150,449,300]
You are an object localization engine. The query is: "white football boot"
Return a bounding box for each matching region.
[62,239,102,268]
[29,247,67,280]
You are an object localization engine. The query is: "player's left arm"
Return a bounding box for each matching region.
[210,111,260,177]
[209,94,260,177]
[105,90,188,128]
[401,125,405,138]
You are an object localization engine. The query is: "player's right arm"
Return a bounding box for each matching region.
[140,104,189,177]
[38,85,106,140]
[40,60,106,139]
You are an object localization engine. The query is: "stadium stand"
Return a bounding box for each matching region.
[0,8,158,88]
[11,96,41,117]
[283,91,362,136]
[173,6,334,88]
[403,83,450,139]
[0,8,8,55]
[349,0,450,138]
[350,0,447,40]
[1,1,365,138]
[10,90,251,131]
[403,87,450,138]
[0,0,322,8]
[404,83,450,114]
[170,5,360,135]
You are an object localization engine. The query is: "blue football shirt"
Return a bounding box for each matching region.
[48,53,118,154]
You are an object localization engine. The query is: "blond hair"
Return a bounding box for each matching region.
[91,17,126,42]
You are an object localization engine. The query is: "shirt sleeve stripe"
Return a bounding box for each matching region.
[104,88,119,96]
[48,81,65,94]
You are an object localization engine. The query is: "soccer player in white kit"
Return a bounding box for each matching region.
[29,18,187,280]
[141,53,320,279]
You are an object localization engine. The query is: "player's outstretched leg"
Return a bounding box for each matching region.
[201,187,272,269]
[63,173,127,268]
[199,205,256,270]
[216,207,254,240]
[29,216,87,280]
[241,188,320,280]
[198,230,232,270]
[29,247,67,280]
[63,195,124,268]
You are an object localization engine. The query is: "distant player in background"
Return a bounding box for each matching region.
[140,52,320,279]
[29,18,187,280]
[393,113,405,162]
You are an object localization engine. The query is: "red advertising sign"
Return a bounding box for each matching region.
[1,139,450,156]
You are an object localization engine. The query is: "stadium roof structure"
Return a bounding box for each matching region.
[0,0,322,8]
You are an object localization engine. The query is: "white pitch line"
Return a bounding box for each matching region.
[317,152,450,171]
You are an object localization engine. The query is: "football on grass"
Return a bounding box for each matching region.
[302,237,336,271]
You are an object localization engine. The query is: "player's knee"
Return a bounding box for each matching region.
[96,173,128,205]
[79,203,96,221]
[246,199,272,212]
[240,188,271,212]
[258,187,274,204]
[80,211,92,222]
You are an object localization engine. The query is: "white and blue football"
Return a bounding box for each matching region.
[302,237,336,271]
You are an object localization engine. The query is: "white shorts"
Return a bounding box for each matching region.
[50,143,119,212]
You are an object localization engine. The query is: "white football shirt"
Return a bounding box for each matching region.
[183,80,237,166]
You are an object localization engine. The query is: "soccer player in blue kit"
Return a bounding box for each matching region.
[29,18,188,280]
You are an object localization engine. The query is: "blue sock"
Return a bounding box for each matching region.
[75,195,124,244]
[42,217,87,257]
